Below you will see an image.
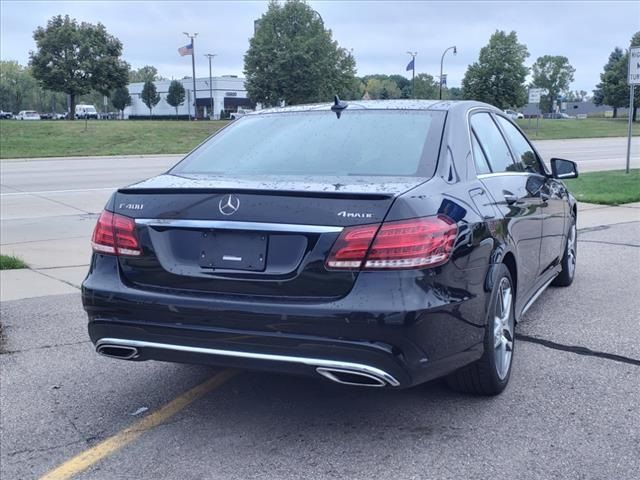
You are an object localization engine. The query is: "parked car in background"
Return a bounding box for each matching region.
[41,112,67,120]
[16,110,40,120]
[544,112,575,119]
[230,107,254,120]
[0,110,13,119]
[75,104,98,119]
[85,99,579,396]
[504,109,524,120]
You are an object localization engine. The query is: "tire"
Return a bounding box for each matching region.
[552,216,577,287]
[446,264,515,396]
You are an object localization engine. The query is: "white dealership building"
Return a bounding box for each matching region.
[124,75,252,119]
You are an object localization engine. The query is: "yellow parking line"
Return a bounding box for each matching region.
[39,369,237,480]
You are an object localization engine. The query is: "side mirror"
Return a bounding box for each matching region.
[550,158,578,179]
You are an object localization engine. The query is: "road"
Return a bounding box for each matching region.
[1,136,638,194]
[533,136,639,172]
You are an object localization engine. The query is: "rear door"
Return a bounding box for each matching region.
[494,115,566,274]
[470,111,544,297]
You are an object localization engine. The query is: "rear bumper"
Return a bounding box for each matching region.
[83,255,491,388]
[94,336,401,387]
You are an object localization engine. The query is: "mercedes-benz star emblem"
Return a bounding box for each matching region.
[218,194,240,216]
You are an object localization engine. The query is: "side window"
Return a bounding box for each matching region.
[470,113,518,173]
[471,131,491,174]
[495,116,545,175]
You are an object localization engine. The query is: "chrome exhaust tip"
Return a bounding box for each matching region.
[316,367,388,387]
[96,344,139,360]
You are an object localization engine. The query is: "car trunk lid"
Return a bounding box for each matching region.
[112,174,426,299]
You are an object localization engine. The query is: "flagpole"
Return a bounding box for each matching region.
[204,53,217,120]
[407,51,417,99]
[184,32,198,120]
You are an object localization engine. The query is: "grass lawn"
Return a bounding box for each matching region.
[0,119,228,159]
[0,254,27,270]
[564,169,640,205]
[517,117,639,140]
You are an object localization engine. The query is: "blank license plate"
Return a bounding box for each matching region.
[199,231,267,271]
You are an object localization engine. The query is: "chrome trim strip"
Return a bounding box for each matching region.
[477,172,531,179]
[135,218,343,234]
[521,275,557,317]
[96,338,401,387]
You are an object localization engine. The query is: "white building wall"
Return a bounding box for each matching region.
[124,76,249,119]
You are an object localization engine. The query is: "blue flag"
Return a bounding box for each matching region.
[406,58,414,71]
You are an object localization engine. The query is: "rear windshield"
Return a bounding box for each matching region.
[172,110,445,177]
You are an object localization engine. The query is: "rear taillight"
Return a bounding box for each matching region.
[326,216,457,270]
[91,210,141,256]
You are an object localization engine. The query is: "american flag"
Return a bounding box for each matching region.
[178,43,193,56]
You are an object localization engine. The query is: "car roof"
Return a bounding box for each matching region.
[249,99,497,116]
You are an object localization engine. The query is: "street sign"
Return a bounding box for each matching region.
[629,46,640,85]
[528,88,544,104]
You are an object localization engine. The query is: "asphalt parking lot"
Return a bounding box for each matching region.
[1,139,639,479]
[1,215,639,479]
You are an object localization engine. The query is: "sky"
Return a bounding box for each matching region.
[1,0,638,92]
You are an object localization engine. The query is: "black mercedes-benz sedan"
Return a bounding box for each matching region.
[83,99,578,395]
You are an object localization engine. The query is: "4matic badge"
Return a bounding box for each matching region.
[337,210,373,219]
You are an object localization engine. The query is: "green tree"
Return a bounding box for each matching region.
[565,90,589,102]
[0,61,68,114]
[413,73,439,99]
[364,77,401,99]
[244,0,357,106]
[601,32,640,121]
[29,15,128,120]
[462,30,529,109]
[531,55,575,113]
[361,74,412,98]
[165,80,186,118]
[140,80,161,117]
[388,74,411,98]
[340,77,365,100]
[593,48,626,117]
[0,61,37,112]
[129,65,165,83]
[446,86,463,100]
[111,86,131,119]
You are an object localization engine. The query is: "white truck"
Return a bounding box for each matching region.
[75,104,98,119]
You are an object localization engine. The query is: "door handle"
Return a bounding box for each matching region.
[503,193,520,205]
[539,191,550,202]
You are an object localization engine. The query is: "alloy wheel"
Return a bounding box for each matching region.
[493,277,514,380]
[567,223,577,278]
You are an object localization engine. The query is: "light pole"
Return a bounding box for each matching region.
[183,32,198,119]
[204,53,216,120]
[407,51,417,98]
[439,46,457,100]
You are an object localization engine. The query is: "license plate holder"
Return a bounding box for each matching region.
[199,231,267,271]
